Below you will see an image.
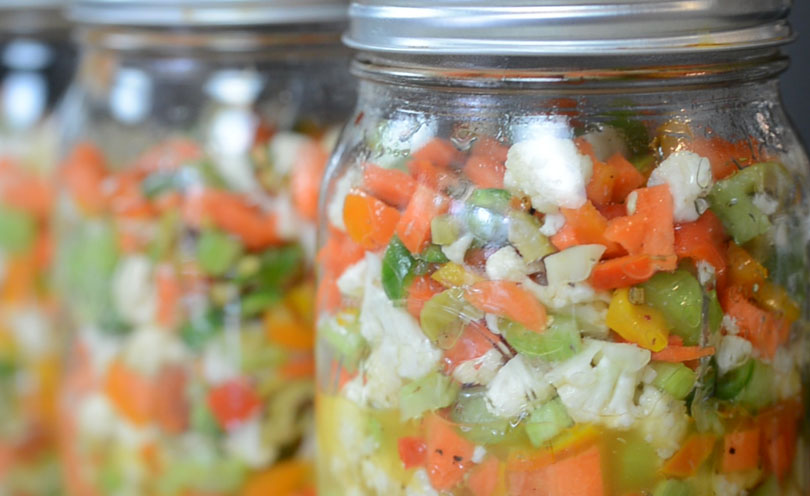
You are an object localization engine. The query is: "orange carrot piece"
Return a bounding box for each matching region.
[398,436,428,469]
[465,281,547,332]
[686,137,765,180]
[316,275,342,315]
[443,321,500,373]
[585,160,615,209]
[104,360,156,427]
[291,141,328,221]
[412,138,462,168]
[550,201,624,257]
[317,227,366,279]
[589,254,670,290]
[0,161,53,219]
[207,379,261,430]
[396,184,450,254]
[155,265,182,328]
[152,365,189,434]
[407,158,446,189]
[721,287,790,359]
[758,400,801,480]
[280,354,315,380]
[605,184,676,267]
[363,164,417,209]
[131,138,203,173]
[343,192,401,251]
[722,427,761,473]
[407,275,446,320]
[265,306,314,351]
[652,345,716,363]
[607,153,645,203]
[471,136,509,164]
[1,253,36,302]
[468,456,500,496]
[61,142,108,214]
[424,414,475,491]
[242,460,310,496]
[195,189,282,250]
[726,243,767,296]
[661,433,717,477]
[509,445,605,496]
[674,211,728,276]
[465,155,506,189]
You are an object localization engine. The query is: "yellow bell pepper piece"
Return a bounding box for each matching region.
[753,281,800,323]
[431,262,484,288]
[606,288,669,352]
[727,243,767,292]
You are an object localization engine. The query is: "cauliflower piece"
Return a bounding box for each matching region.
[405,468,439,496]
[268,132,310,177]
[544,244,605,287]
[442,232,474,265]
[636,385,689,459]
[558,302,610,339]
[224,416,277,469]
[486,246,530,282]
[360,253,441,381]
[546,339,651,429]
[772,346,802,400]
[343,343,403,409]
[523,277,606,310]
[327,168,361,231]
[540,212,565,236]
[362,459,399,495]
[337,257,368,299]
[486,355,553,418]
[202,335,241,385]
[722,315,740,335]
[581,126,630,162]
[8,306,52,358]
[504,136,593,213]
[711,469,763,496]
[472,446,487,464]
[752,192,779,215]
[697,260,717,285]
[716,335,753,375]
[123,324,186,377]
[647,151,713,222]
[452,348,505,386]
[77,393,119,440]
[113,255,157,326]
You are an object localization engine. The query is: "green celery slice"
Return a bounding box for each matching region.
[431,214,461,246]
[502,315,581,362]
[320,319,368,372]
[640,269,703,345]
[507,210,554,263]
[0,206,35,254]
[420,288,484,349]
[716,359,755,401]
[197,228,242,276]
[653,479,694,496]
[450,387,518,445]
[399,371,460,421]
[707,163,779,245]
[524,397,573,447]
[651,362,697,400]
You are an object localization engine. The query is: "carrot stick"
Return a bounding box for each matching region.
[343,192,401,251]
[662,433,717,477]
[406,275,446,319]
[652,345,716,363]
[363,164,417,209]
[291,141,328,221]
[465,280,547,332]
[412,138,462,169]
[396,183,450,254]
[722,427,761,473]
[242,460,310,496]
[424,414,475,491]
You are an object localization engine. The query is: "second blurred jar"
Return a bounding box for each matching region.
[54,1,354,494]
[0,1,75,494]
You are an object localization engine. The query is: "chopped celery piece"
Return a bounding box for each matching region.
[691,365,725,435]
[431,214,461,246]
[651,362,697,400]
[320,319,368,372]
[157,458,247,494]
[254,244,304,289]
[465,189,510,242]
[431,262,483,287]
[707,163,778,244]
[450,387,517,445]
[420,244,449,264]
[640,270,703,345]
[0,206,35,254]
[606,111,651,160]
[382,235,415,301]
[366,417,384,448]
[707,289,723,334]
[399,371,460,420]
[507,210,554,263]
[613,432,659,490]
[736,359,776,411]
[524,397,573,446]
[420,288,483,349]
[654,479,693,496]
[751,476,780,496]
[502,315,581,362]
[180,309,223,351]
[189,401,222,436]
[240,289,281,317]
[197,229,242,276]
[716,359,754,400]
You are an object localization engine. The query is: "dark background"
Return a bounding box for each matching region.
[784,2,809,145]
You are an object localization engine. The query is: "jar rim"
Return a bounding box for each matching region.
[344,0,794,55]
[69,0,348,27]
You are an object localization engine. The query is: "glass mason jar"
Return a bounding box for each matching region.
[316,2,810,495]
[54,1,354,494]
[0,1,75,494]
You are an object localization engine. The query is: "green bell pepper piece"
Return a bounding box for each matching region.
[502,315,581,362]
[707,163,778,245]
[640,269,703,345]
[381,235,415,302]
[197,228,243,276]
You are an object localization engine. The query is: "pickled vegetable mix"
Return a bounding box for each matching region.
[56,126,335,495]
[316,122,810,495]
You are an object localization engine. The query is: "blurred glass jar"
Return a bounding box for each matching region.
[316,2,810,495]
[53,1,354,494]
[0,1,75,494]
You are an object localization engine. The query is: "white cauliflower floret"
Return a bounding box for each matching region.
[123,324,186,377]
[360,253,441,380]
[344,344,403,409]
[540,212,565,236]
[647,151,713,222]
[113,255,157,326]
[752,192,779,215]
[337,257,368,299]
[772,347,803,400]
[546,339,651,429]
[486,355,553,418]
[268,132,310,177]
[452,348,505,386]
[361,459,399,495]
[697,260,717,285]
[716,335,753,375]
[558,302,610,339]
[523,277,607,310]
[405,468,439,496]
[711,469,763,496]
[327,169,360,231]
[722,315,741,335]
[582,126,630,162]
[224,416,277,468]
[442,232,474,265]
[544,244,605,287]
[486,246,530,282]
[636,385,689,459]
[77,393,119,440]
[202,335,241,385]
[8,306,52,358]
[504,136,593,213]
[472,446,487,464]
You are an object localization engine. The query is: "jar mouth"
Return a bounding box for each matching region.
[69,0,348,27]
[344,0,794,56]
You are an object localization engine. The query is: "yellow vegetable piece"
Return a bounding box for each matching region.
[431,262,484,287]
[241,459,310,496]
[606,288,669,352]
[753,281,800,323]
[285,281,315,325]
[727,243,767,291]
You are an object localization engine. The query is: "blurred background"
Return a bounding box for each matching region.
[784,1,808,145]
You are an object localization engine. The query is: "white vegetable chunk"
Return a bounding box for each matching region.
[647,151,713,222]
[485,355,553,418]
